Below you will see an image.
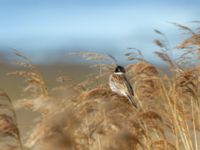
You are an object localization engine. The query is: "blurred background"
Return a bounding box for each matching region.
[0,0,200,138]
[0,0,200,64]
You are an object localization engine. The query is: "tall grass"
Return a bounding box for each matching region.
[0,23,200,150]
[0,90,24,150]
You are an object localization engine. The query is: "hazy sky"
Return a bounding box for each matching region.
[0,0,199,63]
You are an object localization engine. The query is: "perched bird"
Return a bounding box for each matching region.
[109,65,138,108]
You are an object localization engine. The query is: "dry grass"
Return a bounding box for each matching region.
[0,90,24,150]
[0,23,200,150]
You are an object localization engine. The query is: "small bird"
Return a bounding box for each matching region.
[109,65,138,108]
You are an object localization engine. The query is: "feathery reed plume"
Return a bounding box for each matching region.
[25,108,81,150]
[174,68,199,101]
[150,140,176,150]
[0,90,23,150]
[178,34,200,48]
[68,51,116,90]
[7,50,50,114]
[8,49,48,97]
[125,48,146,62]
[171,22,195,35]
[67,51,113,62]
[154,51,175,68]
[153,29,177,69]
[175,23,200,61]
[127,62,160,103]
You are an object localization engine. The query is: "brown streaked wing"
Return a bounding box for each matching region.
[111,74,134,96]
[124,76,134,96]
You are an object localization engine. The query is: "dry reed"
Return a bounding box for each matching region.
[0,23,200,150]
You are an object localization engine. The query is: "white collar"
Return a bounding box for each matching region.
[114,72,124,75]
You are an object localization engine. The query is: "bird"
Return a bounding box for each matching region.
[109,65,138,108]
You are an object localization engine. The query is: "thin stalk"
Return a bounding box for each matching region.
[159,78,191,150]
[191,98,198,150]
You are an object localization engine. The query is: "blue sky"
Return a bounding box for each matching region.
[0,0,199,63]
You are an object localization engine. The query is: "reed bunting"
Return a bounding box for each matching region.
[109,65,138,108]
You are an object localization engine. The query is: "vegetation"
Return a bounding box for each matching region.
[0,23,200,150]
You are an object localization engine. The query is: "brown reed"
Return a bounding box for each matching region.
[1,23,200,150]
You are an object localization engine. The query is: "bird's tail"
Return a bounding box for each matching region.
[127,95,138,108]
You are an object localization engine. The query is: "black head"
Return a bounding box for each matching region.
[115,65,126,73]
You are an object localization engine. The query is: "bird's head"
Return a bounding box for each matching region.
[114,65,126,74]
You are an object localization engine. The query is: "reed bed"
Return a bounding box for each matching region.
[0,23,200,150]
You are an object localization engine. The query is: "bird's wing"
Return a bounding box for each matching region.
[111,74,134,96]
[123,76,134,96]
[127,94,138,108]
[110,74,137,108]
[110,74,125,95]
